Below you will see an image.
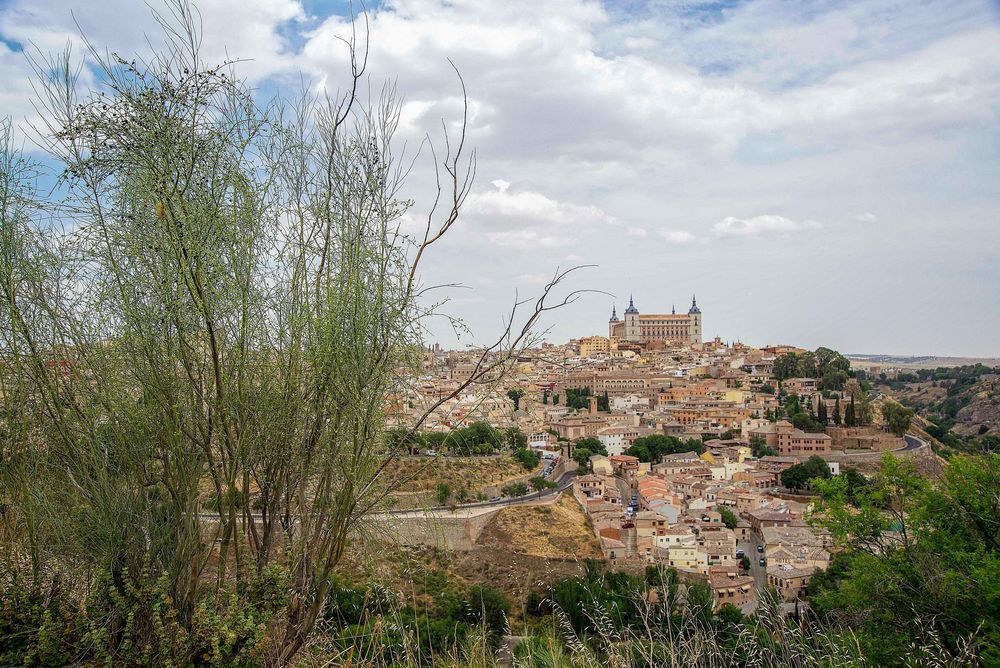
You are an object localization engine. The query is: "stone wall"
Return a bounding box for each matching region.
[826,426,902,451]
[380,509,501,551]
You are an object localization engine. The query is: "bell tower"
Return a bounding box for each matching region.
[688,294,702,344]
[624,295,640,342]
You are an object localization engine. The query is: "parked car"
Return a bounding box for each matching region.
[621,520,635,529]
[489,496,501,503]
[756,544,764,553]
[759,558,767,567]
[424,449,437,456]
[735,550,745,559]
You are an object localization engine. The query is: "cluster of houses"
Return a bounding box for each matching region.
[396,330,900,610]
[573,448,832,611]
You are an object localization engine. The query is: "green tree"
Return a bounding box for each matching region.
[750,435,778,458]
[0,10,575,662]
[504,426,528,450]
[846,395,857,427]
[513,448,540,470]
[456,585,510,640]
[834,397,842,425]
[781,464,810,490]
[791,412,823,433]
[500,482,529,497]
[773,353,800,381]
[809,453,1000,665]
[817,399,828,424]
[434,483,452,506]
[796,351,818,378]
[718,506,739,530]
[624,434,704,463]
[881,399,914,437]
[506,388,525,411]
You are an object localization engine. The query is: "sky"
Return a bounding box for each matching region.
[1,0,999,356]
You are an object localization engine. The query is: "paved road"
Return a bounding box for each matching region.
[737,532,767,599]
[389,469,577,515]
[197,470,578,525]
[901,433,926,452]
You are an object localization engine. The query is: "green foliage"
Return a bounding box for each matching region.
[564,387,592,411]
[572,437,608,467]
[880,399,914,437]
[750,435,778,458]
[774,348,851,386]
[0,565,269,667]
[505,426,529,450]
[385,427,427,454]
[624,435,705,463]
[780,456,831,490]
[507,388,525,411]
[452,585,510,640]
[513,447,541,470]
[530,477,556,491]
[442,422,504,455]
[718,505,739,530]
[810,453,1000,665]
[500,482,529,497]
[434,483,452,506]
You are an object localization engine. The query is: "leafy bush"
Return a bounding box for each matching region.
[513,448,541,470]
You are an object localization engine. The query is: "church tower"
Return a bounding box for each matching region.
[688,294,702,343]
[624,295,641,342]
[608,305,619,338]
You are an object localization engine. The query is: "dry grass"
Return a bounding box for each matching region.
[387,456,533,494]
[476,494,602,560]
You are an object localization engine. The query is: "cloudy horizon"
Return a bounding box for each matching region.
[2,0,998,357]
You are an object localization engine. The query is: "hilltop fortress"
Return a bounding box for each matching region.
[608,295,702,346]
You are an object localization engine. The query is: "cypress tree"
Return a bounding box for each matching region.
[834,397,842,425]
[846,396,856,427]
[818,400,828,424]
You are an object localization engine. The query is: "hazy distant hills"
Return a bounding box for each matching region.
[848,354,1000,369]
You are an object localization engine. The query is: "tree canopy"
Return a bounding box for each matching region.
[624,434,705,463]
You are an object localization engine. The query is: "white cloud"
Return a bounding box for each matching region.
[485,229,572,250]
[1,0,997,354]
[464,179,617,228]
[517,272,551,286]
[711,215,822,239]
[659,229,698,244]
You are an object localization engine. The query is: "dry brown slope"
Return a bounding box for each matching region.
[475,493,602,560]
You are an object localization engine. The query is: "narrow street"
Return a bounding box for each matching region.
[737,531,767,612]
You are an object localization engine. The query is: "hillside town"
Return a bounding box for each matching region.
[391,296,930,612]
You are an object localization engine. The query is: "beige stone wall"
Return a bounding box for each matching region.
[826,426,903,451]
